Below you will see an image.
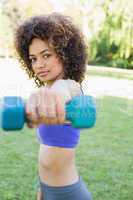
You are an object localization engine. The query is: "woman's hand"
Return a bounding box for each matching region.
[25,88,65,128]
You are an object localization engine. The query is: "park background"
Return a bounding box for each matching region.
[0,0,133,200]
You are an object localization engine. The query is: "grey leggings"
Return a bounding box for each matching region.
[40,177,93,200]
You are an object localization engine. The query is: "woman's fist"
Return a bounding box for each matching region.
[25,88,65,128]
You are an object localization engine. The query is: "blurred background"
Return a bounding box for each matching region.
[0,0,133,98]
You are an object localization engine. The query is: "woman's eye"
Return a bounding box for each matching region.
[43,54,51,59]
[29,57,36,64]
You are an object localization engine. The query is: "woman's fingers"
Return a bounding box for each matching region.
[55,94,65,124]
[26,112,39,127]
[25,88,66,127]
[38,89,56,118]
[35,90,56,125]
[25,93,40,127]
[40,91,65,124]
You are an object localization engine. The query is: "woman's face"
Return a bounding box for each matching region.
[29,38,64,85]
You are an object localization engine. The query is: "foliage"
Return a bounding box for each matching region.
[0,0,53,57]
[0,0,133,69]
[89,0,133,69]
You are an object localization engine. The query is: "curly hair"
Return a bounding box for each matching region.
[14,12,88,87]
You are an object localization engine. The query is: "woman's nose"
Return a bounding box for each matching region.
[36,58,46,69]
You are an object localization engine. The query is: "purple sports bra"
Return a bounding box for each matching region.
[37,124,80,148]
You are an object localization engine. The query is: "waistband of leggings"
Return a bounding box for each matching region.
[40,176,83,194]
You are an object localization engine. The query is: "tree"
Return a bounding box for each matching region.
[0,0,53,57]
[89,0,133,69]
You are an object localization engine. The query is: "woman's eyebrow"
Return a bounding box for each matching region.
[29,49,50,56]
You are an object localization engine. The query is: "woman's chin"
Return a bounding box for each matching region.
[39,77,49,82]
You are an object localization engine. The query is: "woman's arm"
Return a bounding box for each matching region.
[25,79,82,128]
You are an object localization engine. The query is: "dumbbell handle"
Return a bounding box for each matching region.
[1,95,96,131]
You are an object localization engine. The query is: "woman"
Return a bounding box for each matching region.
[14,12,93,200]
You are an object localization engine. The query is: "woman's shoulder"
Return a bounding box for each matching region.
[52,79,80,88]
[65,79,82,97]
[49,79,71,101]
[47,79,82,100]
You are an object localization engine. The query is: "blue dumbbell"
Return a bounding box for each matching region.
[0,95,96,131]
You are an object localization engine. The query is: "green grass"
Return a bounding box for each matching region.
[0,96,133,200]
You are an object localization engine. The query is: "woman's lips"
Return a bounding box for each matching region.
[37,71,49,77]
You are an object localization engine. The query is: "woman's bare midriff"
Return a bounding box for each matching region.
[38,144,79,186]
